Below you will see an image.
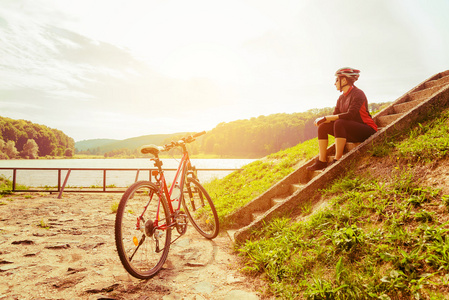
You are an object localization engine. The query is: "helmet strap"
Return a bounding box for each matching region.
[339,76,349,92]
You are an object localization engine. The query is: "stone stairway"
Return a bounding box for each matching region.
[225,70,449,244]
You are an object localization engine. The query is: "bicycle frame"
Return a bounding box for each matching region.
[159,150,191,214]
[148,143,195,233]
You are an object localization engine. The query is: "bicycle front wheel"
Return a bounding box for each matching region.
[115,181,171,279]
[183,178,219,239]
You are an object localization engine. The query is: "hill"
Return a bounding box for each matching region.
[228,106,449,298]
[0,115,74,158]
[73,139,118,152]
[75,133,187,155]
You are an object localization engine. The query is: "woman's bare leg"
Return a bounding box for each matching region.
[335,137,346,160]
[319,139,328,162]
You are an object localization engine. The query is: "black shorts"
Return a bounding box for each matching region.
[318,119,376,142]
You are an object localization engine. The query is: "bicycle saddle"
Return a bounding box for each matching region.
[140,144,163,156]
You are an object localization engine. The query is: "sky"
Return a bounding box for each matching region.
[1,0,449,142]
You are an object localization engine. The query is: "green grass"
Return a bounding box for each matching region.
[204,137,334,225]
[0,175,28,195]
[89,184,117,189]
[0,175,13,196]
[238,171,449,299]
[38,219,50,230]
[111,201,119,213]
[236,108,449,299]
[396,110,449,162]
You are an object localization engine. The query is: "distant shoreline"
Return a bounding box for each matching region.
[0,154,262,160]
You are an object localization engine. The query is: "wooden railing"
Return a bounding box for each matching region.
[0,167,240,199]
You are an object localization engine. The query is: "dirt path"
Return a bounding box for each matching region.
[0,193,268,300]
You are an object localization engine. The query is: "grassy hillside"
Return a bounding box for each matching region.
[204,136,334,225]
[233,108,449,299]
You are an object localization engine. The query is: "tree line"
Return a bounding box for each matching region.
[100,103,388,158]
[195,103,387,158]
[196,108,333,157]
[13,102,386,160]
[0,116,75,159]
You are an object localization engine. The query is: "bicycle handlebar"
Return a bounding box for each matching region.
[162,131,206,152]
[193,131,206,138]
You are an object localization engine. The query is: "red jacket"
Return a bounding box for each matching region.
[333,86,377,131]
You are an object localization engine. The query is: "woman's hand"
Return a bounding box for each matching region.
[314,116,327,126]
[314,115,339,126]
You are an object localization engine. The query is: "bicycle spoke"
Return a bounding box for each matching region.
[115,181,171,279]
[183,178,219,239]
[129,234,145,261]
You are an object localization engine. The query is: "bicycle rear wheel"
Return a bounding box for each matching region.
[182,178,219,239]
[115,181,171,279]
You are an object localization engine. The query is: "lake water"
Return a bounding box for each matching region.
[0,158,255,188]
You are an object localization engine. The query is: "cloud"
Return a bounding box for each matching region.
[0,6,229,140]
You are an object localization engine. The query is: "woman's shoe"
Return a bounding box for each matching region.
[306,159,328,171]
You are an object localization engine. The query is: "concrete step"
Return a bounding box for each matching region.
[226,229,236,243]
[393,98,426,114]
[291,183,303,193]
[310,170,323,180]
[409,84,446,101]
[306,157,336,181]
[252,211,264,221]
[299,176,311,184]
[377,113,404,127]
[345,142,361,152]
[271,197,285,206]
[424,74,449,89]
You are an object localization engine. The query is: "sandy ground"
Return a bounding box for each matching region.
[0,192,268,300]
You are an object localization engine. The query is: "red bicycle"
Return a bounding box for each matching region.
[114,131,219,279]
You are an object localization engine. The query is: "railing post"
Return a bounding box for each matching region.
[12,169,16,192]
[58,169,72,199]
[103,170,107,192]
[135,169,140,183]
[57,169,61,192]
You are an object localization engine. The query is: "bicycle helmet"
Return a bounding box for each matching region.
[335,67,360,81]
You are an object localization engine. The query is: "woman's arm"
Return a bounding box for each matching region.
[324,114,339,122]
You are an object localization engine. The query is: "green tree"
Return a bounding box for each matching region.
[4,140,18,159]
[0,139,7,159]
[21,139,39,159]
[65,148,74,157]
[35,127,57,156]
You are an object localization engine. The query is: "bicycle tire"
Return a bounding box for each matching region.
[115,181,171,279]
[182,178,219,239]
